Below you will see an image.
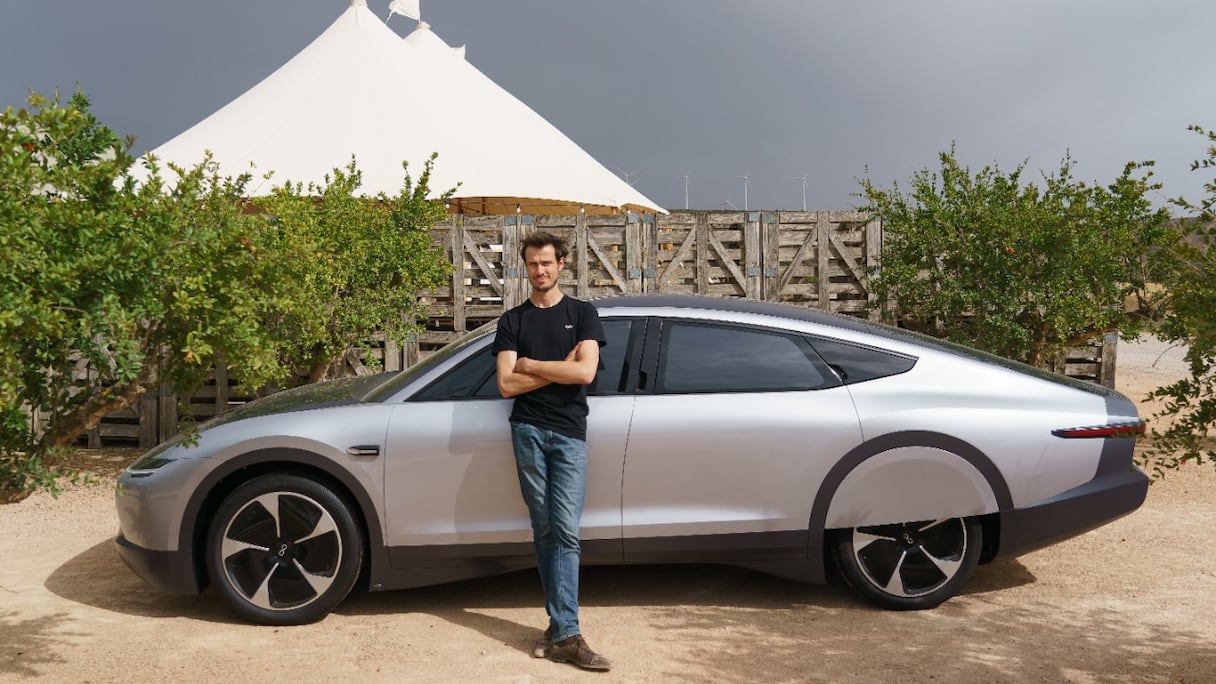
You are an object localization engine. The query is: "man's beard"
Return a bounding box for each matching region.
[531,278,558,292]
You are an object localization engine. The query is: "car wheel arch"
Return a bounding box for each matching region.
[807,431,1013,571]
[178,448,384,593]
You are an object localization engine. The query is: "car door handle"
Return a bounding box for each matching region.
[346,445,380,458]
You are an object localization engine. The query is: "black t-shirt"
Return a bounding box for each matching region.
[492,296,606,440]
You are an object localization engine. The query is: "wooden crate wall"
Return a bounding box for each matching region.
[77,209,1117,447]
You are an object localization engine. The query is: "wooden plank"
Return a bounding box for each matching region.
[1101,333,1118,389]
[451,221,466,334]
[576,210,589,297]
[384,335,401,372]
[158,383,177,442]
[696,212,710,294]
[864,217,882,320]
[344,349,374,376]
[628,215,644,293]
[139,392,158,448]
[825,210,871,223]
[816,212,831,306]
[214,358,229,414]
[763,213,780,301]
[707,211,746,226]
[502,217,523,309]
[744,215,761,299]
[405,333,420,368]
[643,213,660,293]
[99,423,140,440]
[535,214,578,229]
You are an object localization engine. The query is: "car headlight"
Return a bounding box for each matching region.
[125,432,190,473]
[128,455,174,472]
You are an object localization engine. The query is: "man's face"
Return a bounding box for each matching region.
[524,244,564,293]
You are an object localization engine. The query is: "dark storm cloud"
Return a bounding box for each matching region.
[2,0,1212,211]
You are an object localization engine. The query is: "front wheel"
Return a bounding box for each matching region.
[833,517,981,610]
[205,473,364,625]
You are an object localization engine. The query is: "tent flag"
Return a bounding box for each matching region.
[387,0,421,22]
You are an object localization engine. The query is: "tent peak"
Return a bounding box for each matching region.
[349,0,367,7]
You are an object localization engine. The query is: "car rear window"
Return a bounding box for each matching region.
[805,336,916,385]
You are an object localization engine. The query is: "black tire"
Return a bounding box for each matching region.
[833,517,981,610]
[205,473,364,625]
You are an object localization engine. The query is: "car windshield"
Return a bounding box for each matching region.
[359,319,499,402]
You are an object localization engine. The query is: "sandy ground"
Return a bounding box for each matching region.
[2,337,1215,683]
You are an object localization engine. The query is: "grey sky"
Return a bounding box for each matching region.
[2,0,1212,212]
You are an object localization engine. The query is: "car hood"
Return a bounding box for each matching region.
[206,372,394,428]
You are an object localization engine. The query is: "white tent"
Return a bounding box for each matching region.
[143,0,664,215]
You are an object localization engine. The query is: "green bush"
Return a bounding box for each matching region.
[0,92,451,500]
[859,147,1172,367]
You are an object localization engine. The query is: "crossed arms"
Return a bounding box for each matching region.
[496,339,601,398]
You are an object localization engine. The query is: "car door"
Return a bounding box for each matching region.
[622,317,865,561]
[381,317,640,565]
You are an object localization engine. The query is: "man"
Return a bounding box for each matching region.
[493,231,611,671]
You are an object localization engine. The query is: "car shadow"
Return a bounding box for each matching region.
[965,557,1039,595]
[45,537,1037,628]
[43,539,241,625]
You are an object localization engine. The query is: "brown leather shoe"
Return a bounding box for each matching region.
[545,635,612,671]
[532,626,554,658]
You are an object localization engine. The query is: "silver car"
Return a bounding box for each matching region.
[115,294,1148,625]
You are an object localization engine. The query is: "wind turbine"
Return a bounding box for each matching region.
[679,174,690,209]
[739,175,750,211]
[617,168,641,187]
[789,174,808,211]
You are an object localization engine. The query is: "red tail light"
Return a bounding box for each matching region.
[1051,421,1146,439]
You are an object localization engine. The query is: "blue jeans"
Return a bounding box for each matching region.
[510,421,587,642]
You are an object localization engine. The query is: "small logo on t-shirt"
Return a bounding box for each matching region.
[564,324,574,329]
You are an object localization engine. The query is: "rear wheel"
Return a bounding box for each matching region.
[834,517,981,610]
[205,473,363,625]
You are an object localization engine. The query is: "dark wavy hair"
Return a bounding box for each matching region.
[519,231,569,261]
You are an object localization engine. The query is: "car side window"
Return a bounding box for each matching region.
[806,336,916,385]
[589,319,635,396]
[413,345,498,401]
[413,317,638,401]
[657,321,836,393]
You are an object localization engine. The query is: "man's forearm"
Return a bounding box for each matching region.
[515,358,595,386]
[498,370,551,397]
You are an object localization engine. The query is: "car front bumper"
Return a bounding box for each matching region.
[115,532,202,595]
[994,437,1148,560]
